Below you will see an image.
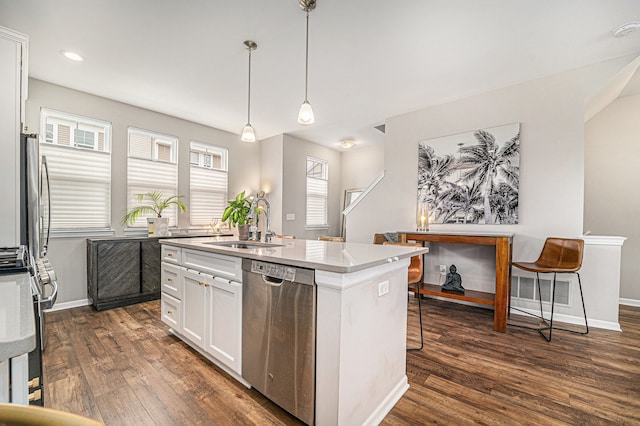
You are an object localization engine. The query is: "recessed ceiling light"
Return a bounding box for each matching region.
[61,50,85,62]
[612,21,640,38]
[340,140,355,149]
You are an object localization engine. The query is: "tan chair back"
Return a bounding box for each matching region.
[535,238,584,271]
[373,233,387,245]
[383,241,423,284]
[318,236,345,242]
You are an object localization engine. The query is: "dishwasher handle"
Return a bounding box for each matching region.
[262,274,284,287]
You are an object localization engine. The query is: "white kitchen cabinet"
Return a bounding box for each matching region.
[0,26,28,247]
[182,248,242,281]
[206,277,242,372]
[161,262,182,299]
[160,244,243,377]
[181,268,208,349]
[160,292,181,331]
[161,245,181,264]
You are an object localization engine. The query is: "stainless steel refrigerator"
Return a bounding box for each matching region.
[19,132,58,405]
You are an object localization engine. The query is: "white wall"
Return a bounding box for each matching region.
[345,69,605,322]
[340,144,385,191]
[348,70,586,245]
[25,78,261,304]
[585,92,640,301]
[281,134,342,239]
[259,134,284,234]
[340,144,385,240]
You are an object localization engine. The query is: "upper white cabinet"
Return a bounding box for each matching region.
[0,26,28,247]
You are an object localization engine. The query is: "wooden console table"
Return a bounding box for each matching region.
[398,231,513,332]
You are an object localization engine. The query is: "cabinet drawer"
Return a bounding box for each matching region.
[162,245,181,264]
[161,293,182,331]
[161,262,182,299]
[182,249,242,281]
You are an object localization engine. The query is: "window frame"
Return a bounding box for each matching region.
[128,127,178,164]
[39,108,113,235]
[41,111,111,152]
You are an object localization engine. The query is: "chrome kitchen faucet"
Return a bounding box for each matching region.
[248,192,275,242]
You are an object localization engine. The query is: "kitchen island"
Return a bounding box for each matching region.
[159,236,428,426]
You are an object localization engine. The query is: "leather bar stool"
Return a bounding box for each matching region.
[0,403,102,425]
[510,237,588,342]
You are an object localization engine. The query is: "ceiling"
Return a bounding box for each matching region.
[1,0,639,151]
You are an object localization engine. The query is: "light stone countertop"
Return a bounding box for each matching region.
[0,272,36,361]
[160,236,429,273]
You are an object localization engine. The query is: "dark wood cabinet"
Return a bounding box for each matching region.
[141,239,161,294]
[87,237,161,311]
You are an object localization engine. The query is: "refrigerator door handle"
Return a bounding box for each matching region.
[40,156,51,257]
[40,280,58,310]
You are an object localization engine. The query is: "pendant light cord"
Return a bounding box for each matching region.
[304,10,309,102]
[247,48,252,123]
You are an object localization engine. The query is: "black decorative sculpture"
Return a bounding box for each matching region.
[441,264,465,293]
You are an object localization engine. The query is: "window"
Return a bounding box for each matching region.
[190,141,228,226]
[39,108,112,231]
[127,127,179,227]
[306,157,328,227]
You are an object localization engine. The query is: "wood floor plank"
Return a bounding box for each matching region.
[43,299,640,425]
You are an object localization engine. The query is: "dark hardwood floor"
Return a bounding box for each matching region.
[43,298,640,425]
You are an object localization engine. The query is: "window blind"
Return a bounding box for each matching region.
[127,157,179,227]
[189,141,228,226]
[306,177,328,226]
[127,128,179,228]
[190,166,228,226]
[40,144,111,230]
[306,157,328,227]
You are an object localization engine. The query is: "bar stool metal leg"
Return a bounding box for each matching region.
[407,283,424,351]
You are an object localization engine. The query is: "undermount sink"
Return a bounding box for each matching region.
[204,240,284,249]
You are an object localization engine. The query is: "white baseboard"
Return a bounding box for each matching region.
[45,298,91,312]
[363,375,409,426]
[620,298,640,307]
[509,307,621,332]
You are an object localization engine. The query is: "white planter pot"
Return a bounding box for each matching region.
[147,217,169,237]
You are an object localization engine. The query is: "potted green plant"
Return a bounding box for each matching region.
[121,191,187,237]
[222,190,259,241]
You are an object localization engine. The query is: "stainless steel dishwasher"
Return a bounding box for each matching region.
[242,259,316,425]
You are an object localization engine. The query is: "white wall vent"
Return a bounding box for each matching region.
[511,275,570,305]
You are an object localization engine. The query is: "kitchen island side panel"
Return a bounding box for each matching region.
[315,259,410,426]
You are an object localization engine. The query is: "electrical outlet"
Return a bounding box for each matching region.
[378,280,389,297]
[286,213,295,221]
[439,264,447,275]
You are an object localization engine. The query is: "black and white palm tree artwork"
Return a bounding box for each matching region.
[417,123,520,224]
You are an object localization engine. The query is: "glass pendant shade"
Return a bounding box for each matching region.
[241,123,256,142]
[297,101,315,125]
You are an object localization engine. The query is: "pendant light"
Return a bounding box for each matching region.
[298,0,316,125]
[241,40,257,142]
